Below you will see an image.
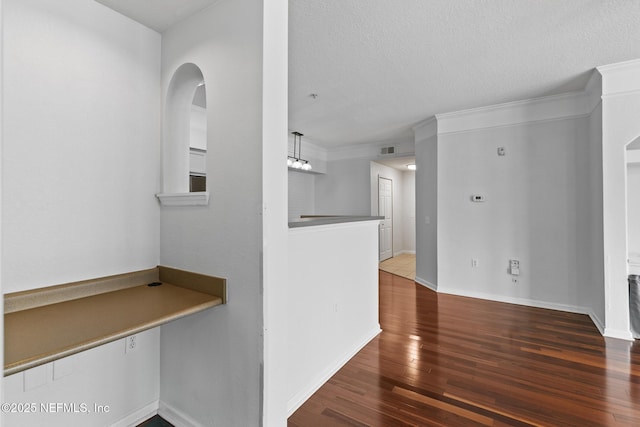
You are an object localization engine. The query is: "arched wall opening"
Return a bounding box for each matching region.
[163,63,206,194]
[599,58,640,340]
[626,136,640,276]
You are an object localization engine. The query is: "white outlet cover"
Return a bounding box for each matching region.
[125,335,138,354]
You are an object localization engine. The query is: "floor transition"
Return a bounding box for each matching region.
[379,253,416,280]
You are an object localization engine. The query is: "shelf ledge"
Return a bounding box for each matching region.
[156,192,209,206]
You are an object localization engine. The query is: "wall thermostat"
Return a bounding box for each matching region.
[470,195,486,202]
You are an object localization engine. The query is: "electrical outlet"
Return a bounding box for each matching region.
[125,335,137,354]
[471,258,479,268]
[509,259,520,275]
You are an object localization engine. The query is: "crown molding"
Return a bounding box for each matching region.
[434,91,591,135]
[584,68,603,113]
[597,58,640,96]
[412,116,437,143]
[597,57,640,73]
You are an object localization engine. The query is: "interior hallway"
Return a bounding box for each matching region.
[379,253,416,281]
[288,270,640,426]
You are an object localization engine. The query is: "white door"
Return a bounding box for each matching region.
[379,177,393,261]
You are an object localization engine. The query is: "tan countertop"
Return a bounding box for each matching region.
[4,267,226,376]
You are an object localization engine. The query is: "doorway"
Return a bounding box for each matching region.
[379,177,393,261]
[627,137,640,274]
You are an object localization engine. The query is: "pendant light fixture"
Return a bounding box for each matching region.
[288,131,312,171]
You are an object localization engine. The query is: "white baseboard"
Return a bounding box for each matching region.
[393,250,416,256]
[421,284,634,341]
[588,310,606,336]
[286,326,382,417]
[414,276,437,291]
[604,327,635,341]
[437,285,593,315]
[158,401,204,427]
[111,400,159,427]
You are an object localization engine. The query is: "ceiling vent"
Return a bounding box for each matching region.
[380,146,396,155]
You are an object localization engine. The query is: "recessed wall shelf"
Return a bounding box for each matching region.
[156,192,209,206]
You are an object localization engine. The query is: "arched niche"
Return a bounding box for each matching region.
[158,63,209,206]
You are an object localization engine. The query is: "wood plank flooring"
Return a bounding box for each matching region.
[288,271,640,426]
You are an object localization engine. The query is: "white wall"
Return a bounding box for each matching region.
[261,0,290,424]
[437,117,586,310]
[628,162,640,256]
[3,0,161,292]
[2,0,161,424]
[288,171,315,221]
[3,328,160,427]
[402,170,416,253]
[579,91,605,331]
[414,120,438,289]
[286,221,380,415]
[1,0,5,415]
[315,158,371,215]
[158,0,266,425]
[599,59,640,339]
[413,90,618,323]
[307,156,416,256]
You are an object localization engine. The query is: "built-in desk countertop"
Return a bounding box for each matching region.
[4,266,226,376]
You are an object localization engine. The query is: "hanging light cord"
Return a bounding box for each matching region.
[288,131,312,171]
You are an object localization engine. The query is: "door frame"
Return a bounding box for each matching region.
[378,176,393,261]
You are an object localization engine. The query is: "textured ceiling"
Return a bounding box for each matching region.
[94,0,640,149]
[289,0,640,147]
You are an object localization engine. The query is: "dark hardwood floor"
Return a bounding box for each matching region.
[288,271,640,426]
